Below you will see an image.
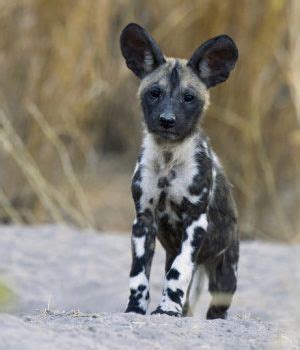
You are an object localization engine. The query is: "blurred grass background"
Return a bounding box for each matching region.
[0,0,299,241]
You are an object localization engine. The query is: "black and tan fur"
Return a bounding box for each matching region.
[120,23,239,318]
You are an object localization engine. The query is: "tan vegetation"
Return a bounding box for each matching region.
[0,0,299,240]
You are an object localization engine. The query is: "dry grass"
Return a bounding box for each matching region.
[0,0,299,240]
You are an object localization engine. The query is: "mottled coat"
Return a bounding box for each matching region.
[120,23,239,318]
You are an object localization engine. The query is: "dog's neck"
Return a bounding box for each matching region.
[141,130,202,171]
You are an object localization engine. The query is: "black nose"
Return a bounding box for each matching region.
[159,114,175,129]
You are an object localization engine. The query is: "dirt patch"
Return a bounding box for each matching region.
[0,225,299,349]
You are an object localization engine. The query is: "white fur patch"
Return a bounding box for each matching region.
[133,236,145,258]
[144,50,154,72]
[198,213,208,231]
[187,214,208,234]
[210,150,222,200]
[212,151,222,168]
[210,167,217,201]
[233,262,238,279]
[138,133,199,211]
[133,162,139,175]
[199,60,211,79]
[129,270,148,290]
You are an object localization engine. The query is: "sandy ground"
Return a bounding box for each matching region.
[0,225,299,349]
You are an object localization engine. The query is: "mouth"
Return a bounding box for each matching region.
[154,128,180,140]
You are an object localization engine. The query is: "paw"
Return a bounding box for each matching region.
[206,306,227,320]
[125,287,149,315]
[125,304,146,315]
[151,306,182,317]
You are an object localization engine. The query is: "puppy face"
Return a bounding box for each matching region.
[120,23,238,141]
[138,58,208,141]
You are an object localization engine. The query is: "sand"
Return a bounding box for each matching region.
[0,225,299,349]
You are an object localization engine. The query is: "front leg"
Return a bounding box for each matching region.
[152,213,208,316]
[125,211,156,314]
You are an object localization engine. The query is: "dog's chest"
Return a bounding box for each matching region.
[140,150,198,224]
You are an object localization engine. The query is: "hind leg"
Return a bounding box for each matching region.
[205,244,239,319]
[189,265,206,314]
[182,265,205,316]
[181,284,192,317]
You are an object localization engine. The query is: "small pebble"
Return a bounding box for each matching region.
[88,326,97,332]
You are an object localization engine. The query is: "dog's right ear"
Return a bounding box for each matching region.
[120,23,166,79]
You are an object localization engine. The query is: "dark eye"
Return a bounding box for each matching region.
[183,93,194,102]
[149,88,161,99]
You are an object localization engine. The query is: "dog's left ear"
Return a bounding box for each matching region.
[187,35,238,88]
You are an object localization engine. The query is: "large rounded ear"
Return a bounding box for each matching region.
[187,35,238,88]
[120,23,166,79]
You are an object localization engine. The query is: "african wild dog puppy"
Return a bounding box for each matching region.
[120,23,239,318]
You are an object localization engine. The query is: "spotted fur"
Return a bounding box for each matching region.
[121,23,239,318]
